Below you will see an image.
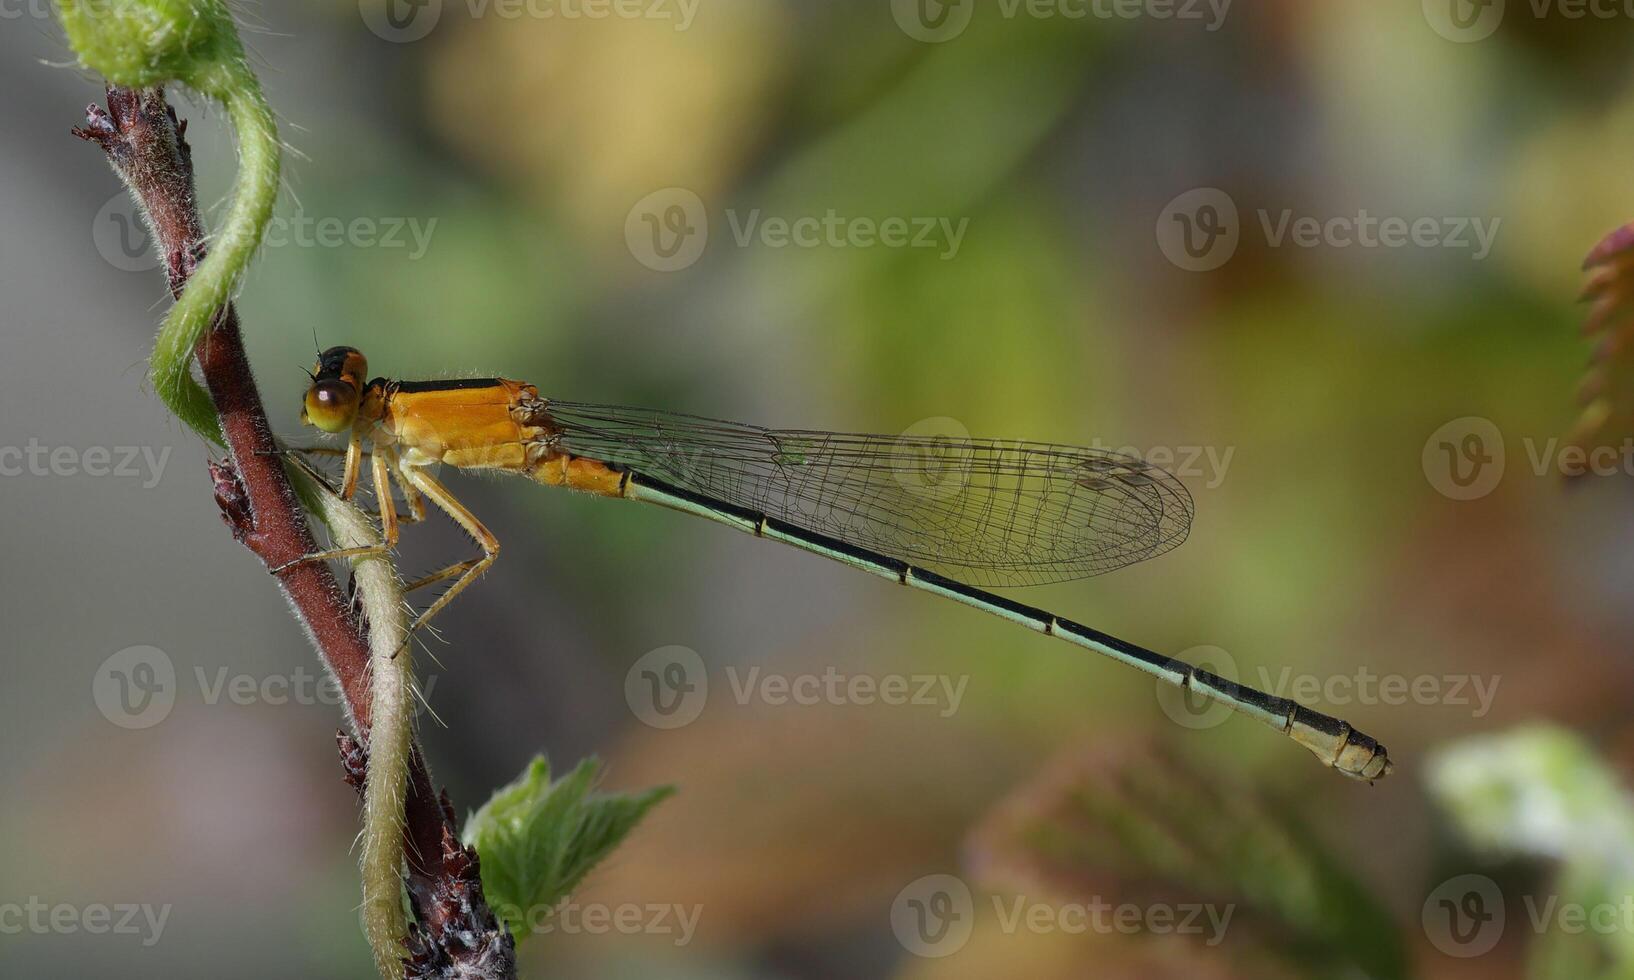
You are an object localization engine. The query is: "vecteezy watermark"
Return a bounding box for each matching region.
[891,416,976,502]
[1425,0,1634,43]
[1155,188,1501,271]
[891,0,1231,43]
[891,874,976,958]
[93,645,439,729]
[624,187,970,272]
[0,0,64,19]
[492,899,702,946]
[1422,416,1634,500]
[890,874,1234,958]
[724,666,968,718]
[1422,0,1506,41]
[0,898,172,947]
[1087,438,1234,490]
[1154,644,1240,731]
[1520,437,1634,479]
[359,0,699,43]
[1423,874,1506,958]
[886,417,1233,503]
[93,191,439,273]
[1422,416,1506,501]
[0,441,171,488]
[1423,874,1634,958]
[624,646,969,729]
[1257,665,1500,718]
[625,645,709,729]
[624,188,709,273]
[93,646,177,730]
[1155,646,1500,732]
[193,665,438,713]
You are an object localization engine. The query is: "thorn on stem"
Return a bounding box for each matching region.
[209,459,253,543]
[337,730,368,795]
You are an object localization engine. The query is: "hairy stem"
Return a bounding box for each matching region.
[302,471,413,979]
[73,86,514,980]
[152,86,279,444]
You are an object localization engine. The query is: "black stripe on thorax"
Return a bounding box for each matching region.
[389,377,506,393]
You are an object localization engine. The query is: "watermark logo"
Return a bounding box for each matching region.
[725,210,969,261]
[0,441,172,488]
[991,894,1235,946]
[192,665,438,712]
[93,645,177,730]
[624,189,970,271]
[626,187,709,273]
[362,0,699,42]
[626,645,709,729]
[92,193,160,273]
[725,666,968,717]
[0,898,172,947]
[359,0,444,41]
[1422,417,1505,500]
[0,0,76,21]
[892,874,975,957]
[1159,189,1501,271]
[1423,875,1634,959]
[893,417,975,502]
[888,421,1232,503]
[1426,0,1634,43]
[1088,439,1234,490]
[1156,188,1239,272]
[1260,666,1500,718]
[1158,647,1500,729]
[95,649,441,728]
[1423,418,1634,498]
[1155,645,1240,730]
[891,0,977,42]
[623,646,969,728]
[92,191,439,273]
[493,899,702,945]
[893,0,1230,41]
[891,874,1235,958]
[1423,0,1505,41]
[1423,874,1505,957]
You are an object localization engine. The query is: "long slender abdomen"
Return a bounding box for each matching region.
[613,469,1390,781]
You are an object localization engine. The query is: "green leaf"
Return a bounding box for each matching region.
[461,756,673,943]
[1429,726,1634,980]
[1428,724,1634,862]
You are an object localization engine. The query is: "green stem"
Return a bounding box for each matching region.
[297,467,413,980]
[154,85,280,444]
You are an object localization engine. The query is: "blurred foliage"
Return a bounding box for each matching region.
[1572,224,1634,468]
[966,742,1404,980]
[1431,726,1634,980]
[19,2,1634,978]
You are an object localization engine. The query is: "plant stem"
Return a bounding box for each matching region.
[148,85,279,445]
[302,471,413,979]
[74,86,514,979]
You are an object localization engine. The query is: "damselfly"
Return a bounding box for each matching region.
[282,346,1392,781]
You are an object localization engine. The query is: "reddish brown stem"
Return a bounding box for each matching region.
[75,85,512,977]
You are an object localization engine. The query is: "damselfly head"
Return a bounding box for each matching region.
[301,346,368,433]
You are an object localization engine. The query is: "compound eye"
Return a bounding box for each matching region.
[304,380,359,433]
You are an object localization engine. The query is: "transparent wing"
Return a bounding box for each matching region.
[540,401,1194,588]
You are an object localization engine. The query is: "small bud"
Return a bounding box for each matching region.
[56,0,245,94]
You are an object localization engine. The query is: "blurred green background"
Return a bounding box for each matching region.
[5,1,1634,977]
